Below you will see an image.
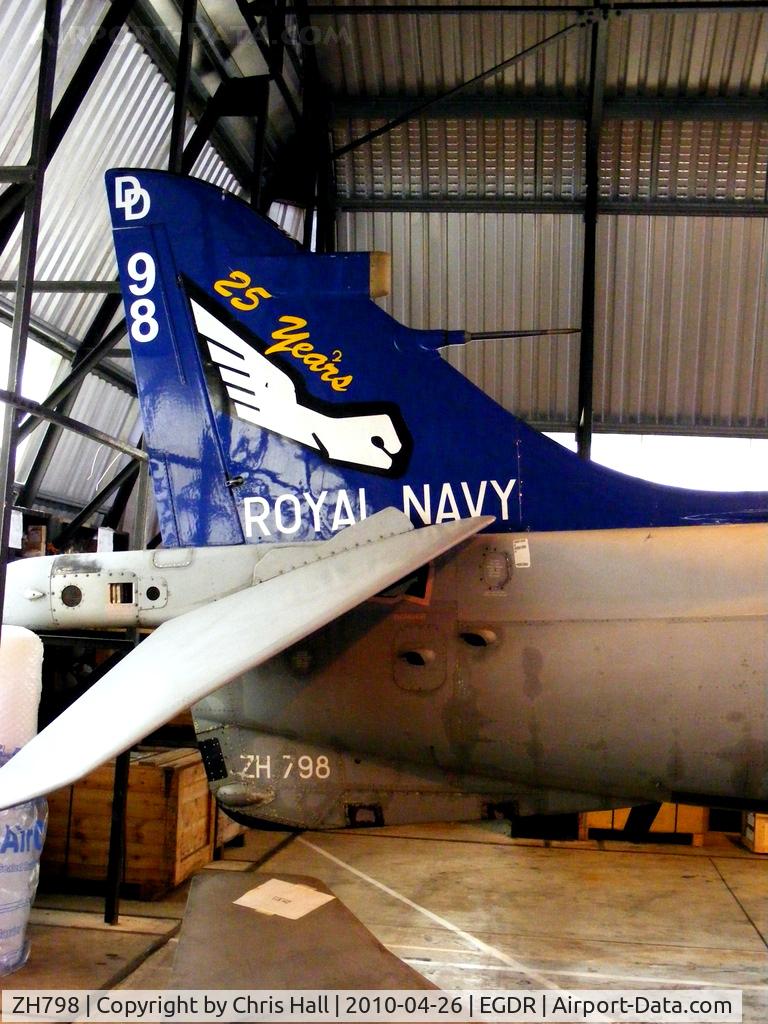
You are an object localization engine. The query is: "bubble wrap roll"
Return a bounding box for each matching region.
[0,626,43,755]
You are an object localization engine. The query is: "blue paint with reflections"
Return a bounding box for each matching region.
[106,169,768,547]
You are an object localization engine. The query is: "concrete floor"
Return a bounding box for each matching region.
[2,824,766,1020]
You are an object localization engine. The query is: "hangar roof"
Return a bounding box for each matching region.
[0,0,766,534]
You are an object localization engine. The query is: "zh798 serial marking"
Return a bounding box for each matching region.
[236,754,332,780]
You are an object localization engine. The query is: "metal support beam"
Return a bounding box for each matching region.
[332,94,768,123]
[266,0,288,78]
[16,322,128,444]
[16,294,124,508]
[0,0,61,631]
[102,459,142,532]
[169,0,198,174]
[0,0,137,255]
[0,280,120,293]
[305,2,590,10]
[295,0,336,251]
[251,79,270,209]
[0,167,36,184]
[51,461,138,549]
[128,0,251,186]
[336,197,584,212]
[303,2,768,11]
[333,15,594,159]
[0,390,147,463]
[576,7,608,460]
[104,736,131,924]
[235,0,302,127]
[180,77,272,176]
[132,459,151,550]
[336,196,768,216]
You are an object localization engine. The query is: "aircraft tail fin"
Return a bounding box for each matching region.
[107,169,768,545]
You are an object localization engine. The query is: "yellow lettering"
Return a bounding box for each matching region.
[303,353,327,371]
[232,285,272,311]
[264,337,294,354]
[269,315,310,344]
[265,314,354,391]
[214,270,250,297]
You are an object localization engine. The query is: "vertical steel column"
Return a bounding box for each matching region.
[576,9,608,460]
[294,0,332,251]
[104,744,131,924]
[169,0,198,173]
[251,78,270,210]
[0,0,61,629]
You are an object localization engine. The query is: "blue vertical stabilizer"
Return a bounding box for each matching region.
[106,170,768,545]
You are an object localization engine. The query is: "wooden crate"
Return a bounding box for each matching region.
[579,803,709,845]
[742,812,768,853]
[42,748,215,898]
[215,805,248,849]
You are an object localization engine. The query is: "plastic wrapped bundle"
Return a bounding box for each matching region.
[0,626,46,976]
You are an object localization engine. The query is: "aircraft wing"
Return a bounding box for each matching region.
[0,513,491,809]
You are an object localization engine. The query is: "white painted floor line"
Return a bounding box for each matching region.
[298,837,558,990]
[397,958,767,992]
[389,945,482,956]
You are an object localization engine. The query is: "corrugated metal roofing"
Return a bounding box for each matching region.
[608,6,768,95]
[316,3,768,102]
[600,120,768,202]
[335,118,586,200]
[0,0,245,515]
[0,11,242,345]
[16,375,141,513]
[316,5,588,98]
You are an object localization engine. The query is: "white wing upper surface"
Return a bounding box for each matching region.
[0,513,491,808]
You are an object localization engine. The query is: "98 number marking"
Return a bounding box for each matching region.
[126,251,159,343]
[282,753,331,779]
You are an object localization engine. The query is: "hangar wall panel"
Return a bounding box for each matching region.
[337,210,583,429]
[339,211,768,436]
[596,216,768,435]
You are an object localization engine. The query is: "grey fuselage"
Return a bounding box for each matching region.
[6,522,766,828]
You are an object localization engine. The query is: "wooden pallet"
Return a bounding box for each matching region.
[742,812,768,853]
[42,747,215,898]
[579,803,709,846]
